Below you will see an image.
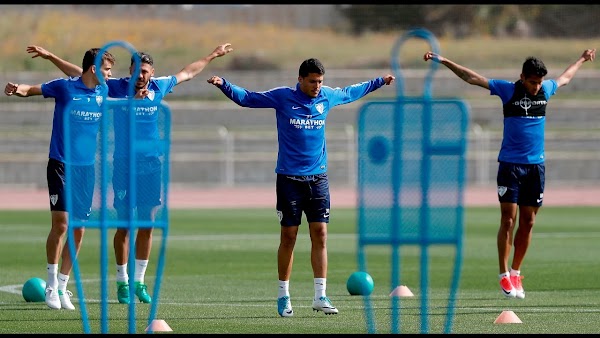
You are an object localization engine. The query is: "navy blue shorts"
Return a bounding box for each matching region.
[112,157,162,213]
[47,158,94,220]
[496,162,545,206]
[276,173,331,226]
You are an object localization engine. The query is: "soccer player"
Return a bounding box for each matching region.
[207,58,395,317]
[4,48,116,310]
[423,48,596,299]
[28,42,233,304]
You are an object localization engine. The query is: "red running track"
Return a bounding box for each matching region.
[0,185,598,210]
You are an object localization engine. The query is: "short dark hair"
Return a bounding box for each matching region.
[82,48,115,73]
[131,51,154,67]
[299,58,325,77]
[522,56,547,78]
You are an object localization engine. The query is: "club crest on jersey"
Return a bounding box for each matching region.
[497,186,507,197]
[96,96,103,106]
[50,194,58,206]
[117,190,127,200]
[315,103,324,114]
[147,90,155,101]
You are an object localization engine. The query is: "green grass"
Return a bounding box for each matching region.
[1,206,599,334]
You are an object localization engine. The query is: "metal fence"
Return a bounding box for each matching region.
[2,69,599,189]
[2,119,600,190]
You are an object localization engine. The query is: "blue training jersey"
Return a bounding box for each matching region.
[489,79,558,164]
[107,76,177,159]
[218,77,386,175]
[42,77,109,165]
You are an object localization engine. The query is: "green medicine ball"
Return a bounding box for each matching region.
[346,271,374,296]
[22,277,46,302]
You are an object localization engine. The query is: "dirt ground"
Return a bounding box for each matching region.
[1,184,598,210]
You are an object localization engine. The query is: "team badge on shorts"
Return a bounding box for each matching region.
[117,190,127,200]
[497,186,507,197]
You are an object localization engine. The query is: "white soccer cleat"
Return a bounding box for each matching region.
[58,290,76,310]
[277,296,294,317]
[45,287,61,310]
[312,296,338,315]
[510,275,525,299]
[499,276,516,298]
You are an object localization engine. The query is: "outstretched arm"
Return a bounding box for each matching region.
[4,82,42,97]
[27,45,83,77]
[555,48,595,88]
[424,51,489,89]
[174,43,233,85]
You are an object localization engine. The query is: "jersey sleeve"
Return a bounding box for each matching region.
[41,78,66,99]
[326,77,385,107]
[218,78,280,108]
[153,76,178,96]
[107,78,127,98]
[488,79,515,104]
[542,79,558,100]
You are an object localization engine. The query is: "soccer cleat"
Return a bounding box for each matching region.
[58,290,76,310]
[45,287,61,310]
[499,276,516,298]
[510,275,525,299]
[277,296,294,317]
[134,282,152,304]
[312,296,338,315]
[117,282,130,304]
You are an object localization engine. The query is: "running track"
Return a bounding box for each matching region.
[0,185,598,210]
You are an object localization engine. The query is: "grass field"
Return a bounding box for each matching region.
[0,206,599,334]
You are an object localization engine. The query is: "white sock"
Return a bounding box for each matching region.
[116,263,128,283]
[57,273,69,292]
[314,278,326,299]
[278,280,289,298]
[46,264,58,290]
[498,271,509,280]
[134,259,148,284]
[510,268,520,277]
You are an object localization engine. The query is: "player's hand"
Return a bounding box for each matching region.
[26,45,51,59]
[212,43,233,58]
[4,82,18,96]
[582,48,596,62]
[383,74,395,85]
[207,75,223,87]
[135,88,149,99]
[423,51,444,63]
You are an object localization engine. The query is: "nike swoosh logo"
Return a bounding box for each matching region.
[72,97,82,101]
[292,106,302,109]
[501,288,512,295]
[536,199,543,203]
[285,310,293,314]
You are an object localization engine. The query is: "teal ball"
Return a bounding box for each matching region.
[346,271,374,296]
[22,277,46,302]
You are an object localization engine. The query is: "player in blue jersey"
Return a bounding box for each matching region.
[28,43,233,304]
[4,48,116,310]
[424,48,596,300]
[207,58,395,317]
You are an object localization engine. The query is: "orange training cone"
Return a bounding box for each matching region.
[494,310,522,324]
[389,285,414,297]
[145,319,173,332]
